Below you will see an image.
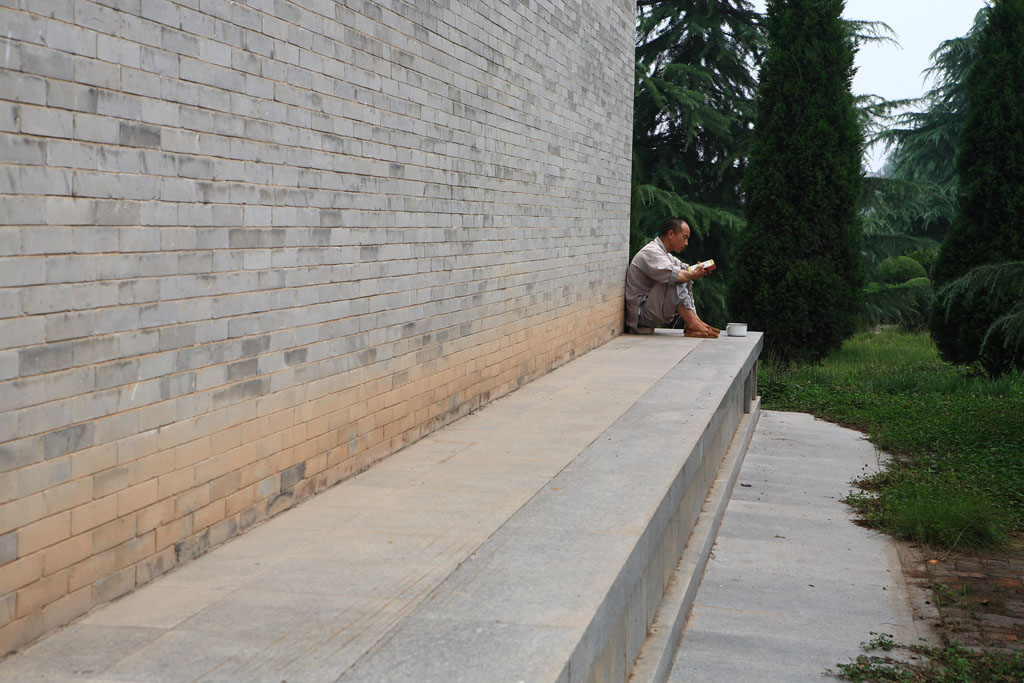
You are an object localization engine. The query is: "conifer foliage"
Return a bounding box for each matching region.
[930,0,1024,375]
[727,0,864,363]
[867,8,987,247]
[633,0,763,326]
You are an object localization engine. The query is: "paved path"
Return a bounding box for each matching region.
[668,410,930,682]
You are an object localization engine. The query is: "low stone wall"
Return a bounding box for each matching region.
[0,0,634,653]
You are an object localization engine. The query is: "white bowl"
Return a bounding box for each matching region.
[726,322,747,337]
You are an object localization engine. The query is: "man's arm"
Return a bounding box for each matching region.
[636,245,699,284]
[635,242,710,284]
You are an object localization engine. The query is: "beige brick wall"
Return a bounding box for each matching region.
[0,0,634,653]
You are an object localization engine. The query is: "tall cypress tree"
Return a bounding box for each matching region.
[930,0,1024,375]
[727,0,864,363]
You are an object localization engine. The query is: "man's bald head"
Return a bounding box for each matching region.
[660,218,688,238]
[660,218,691,253]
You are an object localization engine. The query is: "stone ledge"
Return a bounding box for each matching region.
[341,332,763,682]
[0,332,762,683]
[629,397,761,682]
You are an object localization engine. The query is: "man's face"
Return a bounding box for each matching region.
[665,224,690,253]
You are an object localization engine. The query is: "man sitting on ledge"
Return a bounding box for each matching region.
[624,218,719,338]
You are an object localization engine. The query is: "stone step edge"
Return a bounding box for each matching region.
[628,396,762,682]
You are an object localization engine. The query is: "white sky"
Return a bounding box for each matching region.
[749,0,988,170]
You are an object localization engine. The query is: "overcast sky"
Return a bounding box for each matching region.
[749,0,988,170]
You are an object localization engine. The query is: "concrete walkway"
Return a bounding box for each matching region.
[668,410,931,682]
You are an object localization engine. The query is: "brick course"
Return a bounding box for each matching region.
[0,0,634,653]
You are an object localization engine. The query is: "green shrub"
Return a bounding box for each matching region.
[728,0,864,363]
[876,255,927,284]
[931,0,1024,375]
[905,247,938,277]
[861,277,933,330]
[933,262,1024,376]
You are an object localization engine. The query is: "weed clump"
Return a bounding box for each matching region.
[828,634,1024,682]
[881,471,1009,550]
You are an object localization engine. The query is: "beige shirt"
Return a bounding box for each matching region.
[624,237,694,331]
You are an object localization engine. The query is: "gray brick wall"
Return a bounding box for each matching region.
[0,0,633,652]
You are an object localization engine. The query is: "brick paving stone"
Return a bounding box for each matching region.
[923,544,1024,653]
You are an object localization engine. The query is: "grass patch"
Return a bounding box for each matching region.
[882,470,1010,549]
[760,330,1024,548]
[828,635,1024,682]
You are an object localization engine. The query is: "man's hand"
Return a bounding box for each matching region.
[678,264,707,283]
